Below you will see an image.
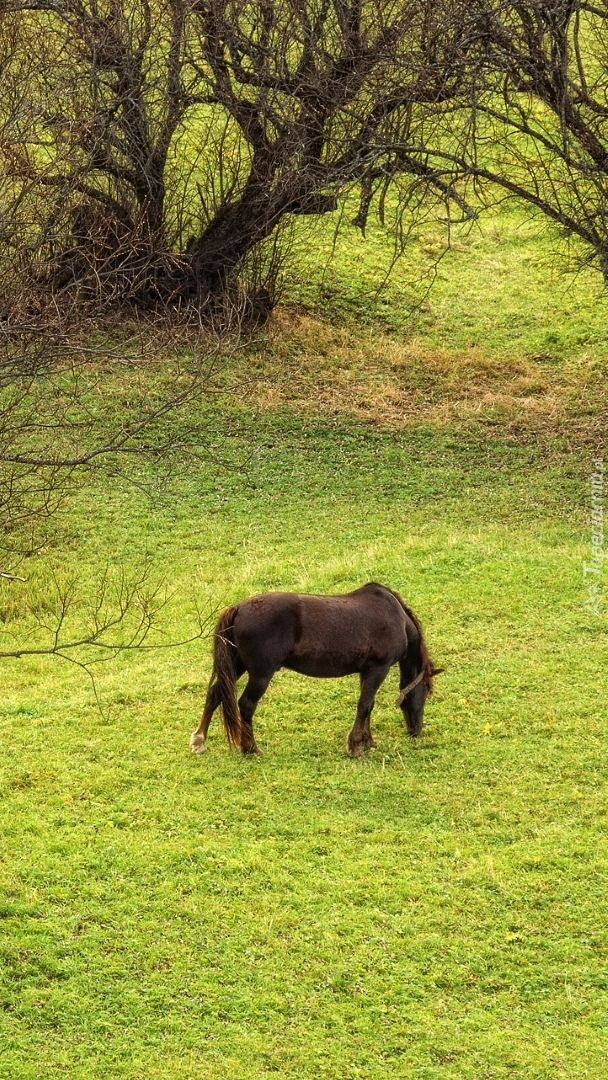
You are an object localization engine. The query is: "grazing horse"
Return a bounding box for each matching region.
[190,582,442,757]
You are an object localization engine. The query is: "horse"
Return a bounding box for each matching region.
[190,582,442,758]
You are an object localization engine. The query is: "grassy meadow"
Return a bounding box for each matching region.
[0,204,607,1078]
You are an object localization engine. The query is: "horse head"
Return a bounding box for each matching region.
[396,663,444,736]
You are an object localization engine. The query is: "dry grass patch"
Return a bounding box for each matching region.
[239,308,607,447]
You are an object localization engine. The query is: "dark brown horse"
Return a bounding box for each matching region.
[190,582,442,757]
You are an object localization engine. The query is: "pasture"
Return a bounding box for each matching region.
[0,205,607,1078]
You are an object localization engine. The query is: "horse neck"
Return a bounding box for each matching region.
[404,614,427,675]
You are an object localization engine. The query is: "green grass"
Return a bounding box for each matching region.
[286,200,608,362]
[0,205,607,1078]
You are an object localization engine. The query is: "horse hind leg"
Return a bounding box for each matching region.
[190,657,245,753]
[347,664,391,758]
[190,680,222,753]
[238,672,273,755]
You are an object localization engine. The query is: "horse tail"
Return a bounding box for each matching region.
[213,606,242,748]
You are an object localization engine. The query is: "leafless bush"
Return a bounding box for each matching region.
[0,557,213,710]
[0,311,240,557]
[0,312,241,685]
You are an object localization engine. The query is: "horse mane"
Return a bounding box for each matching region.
[367,583,437,692]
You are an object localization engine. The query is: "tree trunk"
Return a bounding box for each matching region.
[183,180,287,302]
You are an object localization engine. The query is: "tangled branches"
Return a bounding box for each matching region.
[0,0,481,317]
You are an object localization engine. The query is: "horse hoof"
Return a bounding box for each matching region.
[189,733,207,753]
[347,744,364,758]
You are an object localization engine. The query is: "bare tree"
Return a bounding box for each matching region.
[0,0,478,315]
[4,0,607,315]
[498,1,608,279]
[418,1,608,279]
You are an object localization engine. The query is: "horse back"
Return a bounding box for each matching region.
[232,585,407,678]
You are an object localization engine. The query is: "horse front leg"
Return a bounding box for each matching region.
[347,664,391,758]
[238,673,273,755]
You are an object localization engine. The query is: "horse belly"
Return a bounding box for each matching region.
[282,617,384,678]
[282,654,363,678]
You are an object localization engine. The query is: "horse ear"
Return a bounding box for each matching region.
[430,667,445,676]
